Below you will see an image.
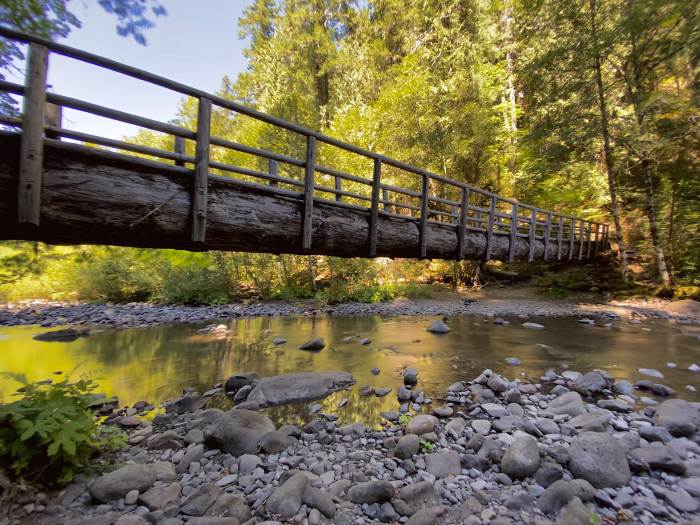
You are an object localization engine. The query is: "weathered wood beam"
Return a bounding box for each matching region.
[0,134,588,261]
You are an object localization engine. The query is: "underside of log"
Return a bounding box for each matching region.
[0,132,588,261]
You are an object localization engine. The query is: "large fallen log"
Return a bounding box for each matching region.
[0,133,587,261]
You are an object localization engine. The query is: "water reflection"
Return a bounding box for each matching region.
[0,315,698,426]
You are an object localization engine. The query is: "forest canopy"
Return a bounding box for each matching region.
[1,0,699,303]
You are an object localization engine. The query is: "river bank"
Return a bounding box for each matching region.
[1,291,698,329]
[3,365,700,525]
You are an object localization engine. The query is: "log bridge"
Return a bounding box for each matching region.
[0,28,608,262]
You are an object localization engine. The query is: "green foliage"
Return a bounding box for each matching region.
[398,413,412,426]
[0,377,126,484]
[419,438,435,453]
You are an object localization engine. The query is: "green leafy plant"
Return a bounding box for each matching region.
[0,377,126,484]
[398,414,412,426]
[419,439,435,453]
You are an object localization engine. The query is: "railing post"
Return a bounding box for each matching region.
[603,224,609,250]
[578,221,585,260]
[457,187,470,260]
[174,135,185,167]
[568,218,575,260]
[268,159,279,187]
[543,212,552,261]
[334,175,342,202]
[382,188,389,212]
[368,158,381,257]
[18,43,49,227]
[508,202,518,263]
[586,223,593,258]
[528,208,536,262]
[419,173,429,258]
[592,224,599,257]
[302,135,316,251]
[191,97,211,243]
[484,196,496,261]
[556,216,564,260]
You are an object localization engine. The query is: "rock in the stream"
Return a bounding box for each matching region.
[33,327,89,342]
[299,337,325,351]
[501,435,540,479]
[244,371,355,407]
[425,451,461,478]
[521,322,544,329]
[403,368,418,385]
[224,372,259,393]
[573,370,612,396]
[272,337,287,345]
[568,432,630,488]
[427,320,450,333]
[89,464,157,502]
[205,409,275,456]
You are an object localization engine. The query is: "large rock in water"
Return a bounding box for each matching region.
[89,464,156,502]
[501,435,540,479]
[205,409,275,456]
[427,320,450,333]
[654,399,700,437]
[244,372,355,407]
[299,337,325,351]
[568,432,630,488]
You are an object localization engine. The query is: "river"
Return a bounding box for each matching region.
[1,314,698,425]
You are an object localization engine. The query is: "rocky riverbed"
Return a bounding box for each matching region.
[3,364,700,525]
[1,297,698,329]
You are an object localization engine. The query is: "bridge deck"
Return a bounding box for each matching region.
[0,27,607,262]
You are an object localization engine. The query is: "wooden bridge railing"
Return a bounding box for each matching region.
[0,27,608,261]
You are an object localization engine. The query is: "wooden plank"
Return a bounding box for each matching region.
[368,158,381,257]
[302,135,316,251]
[457,187,470,259]
[17,43,49,226]
[191,96,211,243]
[569,219,576,261]
[508,203,518,263]
[419,173,429,258]
[578,221,585,260]
[543,212,552,261]
[528,208,537,262]
[174,136,185,167]
[556,216,564,260]
[382,188,389,211]
[334,175,342,202]
[485,196,496,261]
[268,159,278,187]
[44,103,62,140]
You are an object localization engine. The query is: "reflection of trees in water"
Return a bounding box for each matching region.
[263,388,401,429]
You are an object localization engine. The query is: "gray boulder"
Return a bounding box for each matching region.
[573,370,612,396]
[568,432,630,488]
[395,434,420,459]
[245,372,355,407]
[348,480,394,504]
[266,473,309,520]
[224,372,259,393]
[501,435,540,479]
[90,464,156,502]
[180,483,221,516]
[654,399,700,437]
[425,451,461,478]
[395,481,440,516]
[629,443,686,474]
[548,391,586,417]
[559,497,599,525]
[138,482,180,511]
[205,409,275,456]
[406,415,437,435]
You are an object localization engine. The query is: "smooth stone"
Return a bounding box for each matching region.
[424,451,461,478]
[522,322,545,329]
[272,337,286,345]
[406,415,437,435]
[205,409,275,457]
[395,434,420,459]
[180,483,221,517]
[481,403,508,417]
[559,497,599,525]
[573,370,612,396]
[638,368,664,379]
[244,371,355,407]
[266,473,308,520]
[501,435,540,479]
[654,399,699,437]
[396,481,440,516]
[348,480,394,504]
[629,444,686,474]
[568,432,630,488]
[548,391,586,417]
[138,482,180,511]
[89,464,157,503]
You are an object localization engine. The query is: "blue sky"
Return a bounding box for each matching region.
[21,1,252,139]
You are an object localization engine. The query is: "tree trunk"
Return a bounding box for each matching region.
[642,158,672,286]
[589,0,629,280]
